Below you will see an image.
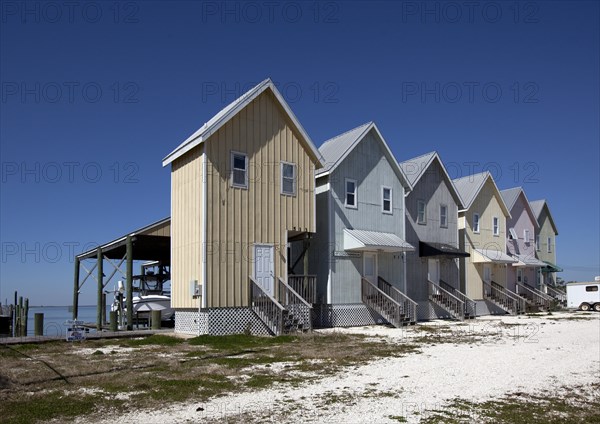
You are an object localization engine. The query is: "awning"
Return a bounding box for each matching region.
[419,241,470,258]
[472,249,518,264]
[541,261,563,273]
[343,229,414,253]
[512,254,547,267]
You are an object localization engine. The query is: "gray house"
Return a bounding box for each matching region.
[399,152,474,320]
[308,122,416,327]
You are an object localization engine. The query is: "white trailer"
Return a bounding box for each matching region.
[566,282,600,311]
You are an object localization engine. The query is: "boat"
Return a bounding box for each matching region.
[111,262,174,324]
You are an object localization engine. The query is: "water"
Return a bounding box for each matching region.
[23,305,108,337]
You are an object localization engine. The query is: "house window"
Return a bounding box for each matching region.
[492,216,499,236]
[231,152,248,188]
[509,228,518,240]
[440,204,448,228]
[473,213,480,233]
[547,237,552,253]
[417,200,427,225]
[281,162,296,196]
[517,269,523,283]
[382,187,392,214]
[536,235,540,251]
[524,229,530,243]
[345,178,357,208]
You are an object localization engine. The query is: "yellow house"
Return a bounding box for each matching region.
[163,79,323,335]
[453,172,525,315]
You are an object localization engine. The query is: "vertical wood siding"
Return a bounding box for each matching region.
[505,193,538,291]
[404,159,461,301]
[460,178,508,299]
[170,146,203,309]
[202,91,316,308]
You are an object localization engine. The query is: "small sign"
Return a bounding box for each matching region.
[65,320,87,342]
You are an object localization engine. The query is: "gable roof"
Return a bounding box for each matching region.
[316,121,411,190]
[399,151,465,209]
[500,187,539,229]
[530,199,558,234]
[162,78,323,167]
[453,171,511,217]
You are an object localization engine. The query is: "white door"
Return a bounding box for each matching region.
[363,253,377,284]
[483,265,492,283]
[254,245,274,296]
[428,259,440,283]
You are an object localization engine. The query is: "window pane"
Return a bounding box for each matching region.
[233,169,246,185]
[234,155,246,170]
[283,163,294,178]
[282,178,294,194]
[347,193,355,206]
[383,188,391,200]
[347,180,355,193]
[383,199,391,211]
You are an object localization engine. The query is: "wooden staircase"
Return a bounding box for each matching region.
[439,280,477,319]
[249,277,312,335]
[546,285,567,307]
[516,282,554,312]
[361,277,416,326]
[483,281,527,315]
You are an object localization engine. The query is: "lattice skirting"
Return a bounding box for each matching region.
[175,307,272,336]
[313,303,389,328]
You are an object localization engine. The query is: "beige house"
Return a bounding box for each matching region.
[163,79,323,335]
[453,172,524,315]
[530,199,561,288]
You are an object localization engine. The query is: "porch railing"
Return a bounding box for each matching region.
[361,278,404,327]
[287,275,317,304]
[428,280,465,321]
[516,282,553,310]
[440,279,477,318]
[249,277,285,336]
[546,285,567,304]
[277,278,312,332]
[377,276,417,324]
[483,281,526,315]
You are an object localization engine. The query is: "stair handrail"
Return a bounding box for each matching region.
[249,277,285,336]
[427,279,464,320]
[483,281,518,314]
[377,276,417,323]
[546,285,567,302]
[287,275,317,304]
[484,281,526,314]
[439,279,477,317]
[278,277,312,332]
[517,282,552,309]
[502,284,528,313]
[362,278,403,327]
[522,282,554,301]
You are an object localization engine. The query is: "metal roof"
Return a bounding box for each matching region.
[316,122,411,190]
[399,151,464,208]
[472,248,517,264]
[512,254,547,267]
[162,78,323,168]
[343,229,414,253]
[453,171,511,217]
[529,199,558,234]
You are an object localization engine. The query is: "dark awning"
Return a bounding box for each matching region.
[419,241,470,258]
[541,261,563,273]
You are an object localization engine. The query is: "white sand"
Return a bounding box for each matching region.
[91,312,600,423]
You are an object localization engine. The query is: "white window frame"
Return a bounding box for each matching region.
[381,186,392,214]
[230,151,248,189]
[535,235,540,251]
[524,229,530,243]
[492,216,499,236]
[440,204,448,228]
[547,236,552,253]
[517,268,523,283]
[509,228,518,240]
[473,213,480,233]
[417,200,427,225]
[280,161,297,196]
[345,178,357,209]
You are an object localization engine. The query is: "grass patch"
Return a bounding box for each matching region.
[188,334,296,350]
[121,334,184,347]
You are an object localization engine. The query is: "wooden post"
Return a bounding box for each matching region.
[34,313,44,336]
[13,291,17,337]
[126,236,133,331]
[18,296,23,336]
[73,257,80,320]
[97,248,103,332]
[151,310,161,330]
[102,293,107,325]
[23,298,29,337]
[109,311,118,332]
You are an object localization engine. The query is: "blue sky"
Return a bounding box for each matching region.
[1,0,598,306]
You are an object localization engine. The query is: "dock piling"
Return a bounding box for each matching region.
[34,313,44,336]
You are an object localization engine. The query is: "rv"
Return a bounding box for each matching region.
[566,282,600,311]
